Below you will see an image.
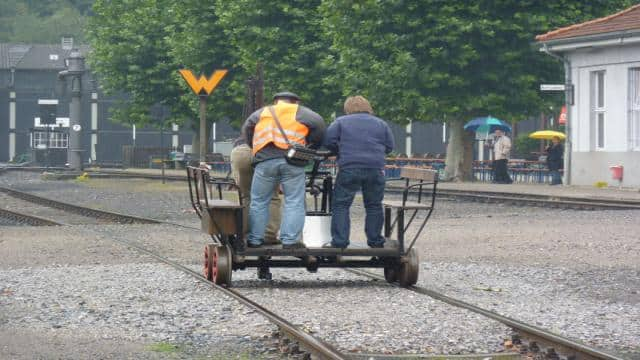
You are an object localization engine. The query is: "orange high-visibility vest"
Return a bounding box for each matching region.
[252,102,309,155]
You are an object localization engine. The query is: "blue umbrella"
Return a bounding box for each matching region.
[464,116,512,133]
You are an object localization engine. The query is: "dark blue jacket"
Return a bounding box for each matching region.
[324,112,394,170]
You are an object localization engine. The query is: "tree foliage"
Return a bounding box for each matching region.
[215,0,340,117]
[320,0,635,123]
[0,0,89,43]
[166,0,241,124]
[86,0,636,177]
[87,0,187,127]
[319,0,635,180]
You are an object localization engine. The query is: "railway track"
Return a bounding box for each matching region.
[4,167,640,210]
[76,170,640,210]
[347,269,625,360]
[435,188,640,211]
[0,188,348,358]
[0,185,630,359]
[0,186,160,225]
[0,207,60,226]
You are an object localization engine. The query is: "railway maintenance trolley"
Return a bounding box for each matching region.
[187,154,438,287]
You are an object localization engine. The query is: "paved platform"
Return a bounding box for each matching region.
[85,167,640,203]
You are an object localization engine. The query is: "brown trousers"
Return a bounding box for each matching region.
[230,144,281,244]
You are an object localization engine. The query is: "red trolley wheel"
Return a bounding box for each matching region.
[204,244,232,286]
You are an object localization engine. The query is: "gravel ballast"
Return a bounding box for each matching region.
[1,171,638,357]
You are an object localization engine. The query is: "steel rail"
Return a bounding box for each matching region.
[0,208,62,226]
[433,189,640,210]
[88,228,347,360]
[3,167,640,207]
[347,269,625,360]
[77,170,640,210]
[0,187,161,225]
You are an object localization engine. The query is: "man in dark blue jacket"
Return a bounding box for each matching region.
[324,96,394,248]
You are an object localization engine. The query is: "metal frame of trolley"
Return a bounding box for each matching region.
[187,153,437,287]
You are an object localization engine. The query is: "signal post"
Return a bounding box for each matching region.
[179,69,228,162]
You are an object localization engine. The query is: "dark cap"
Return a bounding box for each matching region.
[273,91,301,101]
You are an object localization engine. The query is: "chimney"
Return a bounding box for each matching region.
[61,37,74,50]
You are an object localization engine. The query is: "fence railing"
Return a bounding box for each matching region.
[122,151,557,184]
[316,158,557,184]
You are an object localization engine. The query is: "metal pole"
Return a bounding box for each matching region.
[405,120,412,157]
[45,125,49,170]
[542,44,571,185]
[563,59,572,185]
[161,125,165,184]
[68,76,82,170]
[212,122,217,153]
[199,95,207,162]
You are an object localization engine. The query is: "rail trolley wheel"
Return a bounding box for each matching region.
[397,248,419,287]
[203,244,215,280]
[383,266,399,283]
[204,244,232,286]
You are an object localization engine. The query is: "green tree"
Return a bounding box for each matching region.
[320,0,635,181]
[0,0,88,43]
[87,0,184,127]
[165,0,241,151]
[215,0,340,118]
[88,0,240,156]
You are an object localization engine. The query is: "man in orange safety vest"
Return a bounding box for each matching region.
[242,92,325,249]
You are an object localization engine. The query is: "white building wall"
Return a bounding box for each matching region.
[567,43,640,187]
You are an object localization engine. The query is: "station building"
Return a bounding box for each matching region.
[537,4,640,187]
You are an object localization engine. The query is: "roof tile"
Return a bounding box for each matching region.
[0,43,90,70]
[536,4,640,42]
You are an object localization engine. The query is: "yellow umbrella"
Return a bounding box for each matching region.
[529,130,566,140]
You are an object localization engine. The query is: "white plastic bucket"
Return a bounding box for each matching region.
[302,214,331,248]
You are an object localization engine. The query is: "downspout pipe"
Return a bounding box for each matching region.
[542,43,572,185]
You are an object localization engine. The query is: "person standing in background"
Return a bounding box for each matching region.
[545,136,564,185]
[229,134,282,244]
[492,129,512,184]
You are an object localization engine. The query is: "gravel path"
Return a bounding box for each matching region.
[91,224,512,355]
[416,262,640,356]
[1,171,639,358]
[0,224,282,359]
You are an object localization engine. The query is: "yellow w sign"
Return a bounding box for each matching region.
[179,69,228,96]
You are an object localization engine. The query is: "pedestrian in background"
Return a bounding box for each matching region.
[492,129,512,184]
[545,136,564,185]
[229,134,281,244]
[324,95,394,249]
[242,92,325,249]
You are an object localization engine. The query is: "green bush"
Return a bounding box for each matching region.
[513,133,539,160]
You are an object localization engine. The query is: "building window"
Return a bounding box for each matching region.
[32,130,68,149]
[591,71,605,149]
[629,68,640,150]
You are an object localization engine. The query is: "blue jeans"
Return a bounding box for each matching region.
[248,158,306,246]
[550,170,562,185]
[331,168,386,248]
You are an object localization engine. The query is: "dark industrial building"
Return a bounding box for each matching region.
[1,39,450,167]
